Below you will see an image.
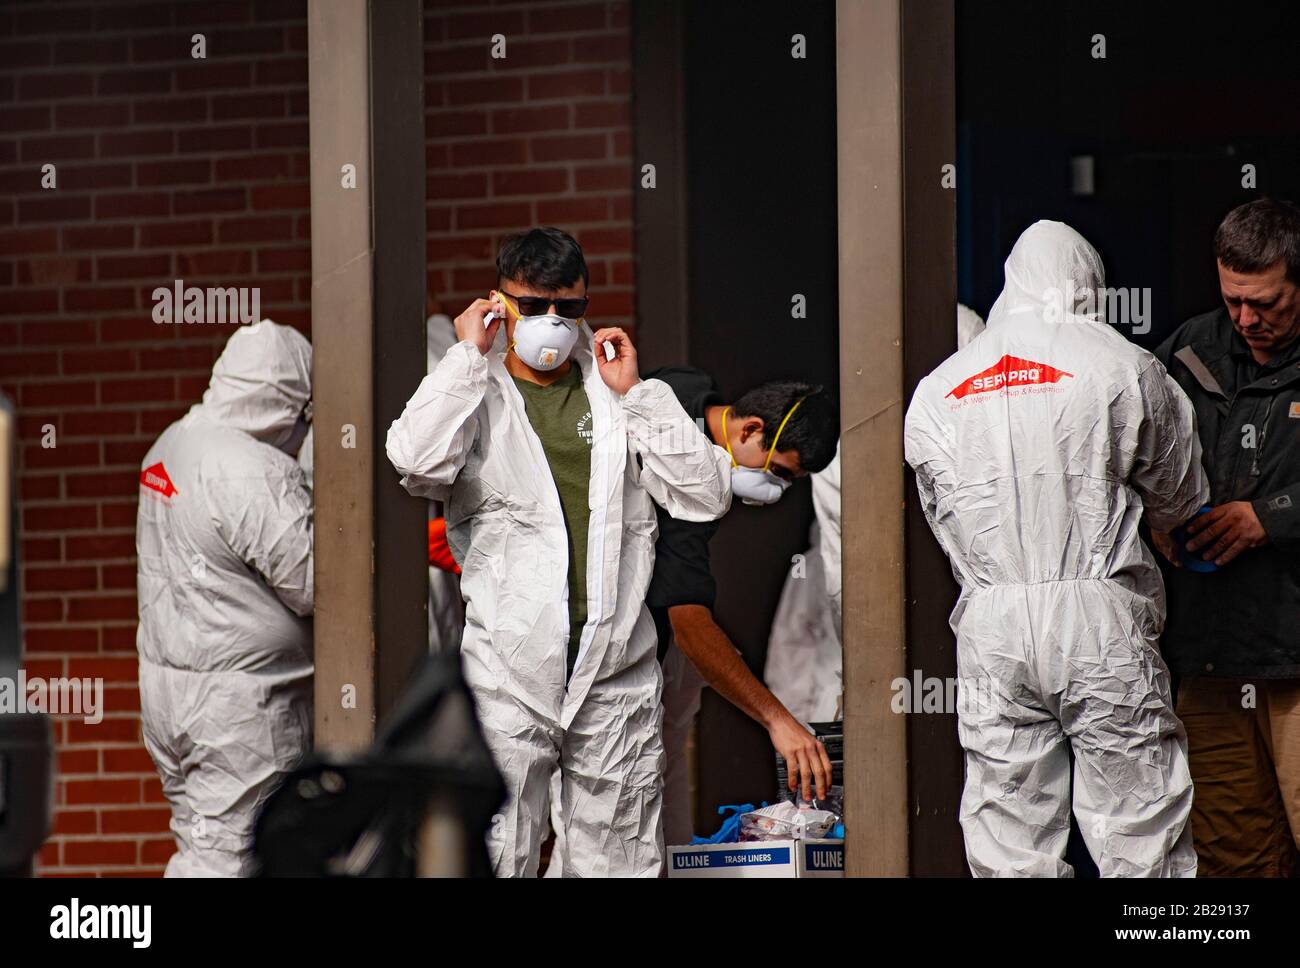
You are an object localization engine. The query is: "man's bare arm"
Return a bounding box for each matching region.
[668,603,832,799]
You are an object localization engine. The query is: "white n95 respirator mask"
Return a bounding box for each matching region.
[722,397,807,506]
[510,313,579,371]
[730,465,792,506]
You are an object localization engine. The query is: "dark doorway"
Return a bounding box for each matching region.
[659,0,841,831]
[958,0,1300,348]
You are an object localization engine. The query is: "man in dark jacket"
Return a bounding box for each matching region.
[1155,197,1300,877]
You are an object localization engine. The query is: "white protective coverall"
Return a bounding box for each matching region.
[137,320,314,877]
[811,446,842,642]
[386,331,731,877]
[425,312,466,654]
[297,423,313,488]
[904,221,1208,877]
[957,302,987,349]
[763,446,843,724]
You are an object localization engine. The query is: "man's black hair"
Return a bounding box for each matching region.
[730,381,838,473]
[1215,198,1300,285]
[496,226,589,291]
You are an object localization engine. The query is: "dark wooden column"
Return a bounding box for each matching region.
[837,0,959,876]
[308,0,429,752]
[900,0,965,876]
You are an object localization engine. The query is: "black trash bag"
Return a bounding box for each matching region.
[252,650,505,877]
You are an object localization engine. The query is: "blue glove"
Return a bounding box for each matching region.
[690,803,765,845]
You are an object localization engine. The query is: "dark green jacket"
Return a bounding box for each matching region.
[1156,307,1300,678]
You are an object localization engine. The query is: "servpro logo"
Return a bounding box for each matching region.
[140,462,177,498]
[946,355,1073,400]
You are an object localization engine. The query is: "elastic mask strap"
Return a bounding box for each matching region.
[722,406,739,468]
[761,396,807,473]
[492,290,522,352]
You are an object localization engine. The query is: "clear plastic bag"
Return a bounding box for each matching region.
[739,789,843,842]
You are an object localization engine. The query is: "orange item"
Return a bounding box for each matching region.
[428,517,461,574]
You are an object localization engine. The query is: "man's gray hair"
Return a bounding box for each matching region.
[1215,197,1300,285]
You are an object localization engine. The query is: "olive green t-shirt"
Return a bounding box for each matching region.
[511,364,593,680]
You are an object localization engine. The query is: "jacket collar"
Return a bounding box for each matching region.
[1185,308,1300,397]
[1179,310,1235,402]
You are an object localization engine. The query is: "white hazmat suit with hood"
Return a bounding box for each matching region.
[386,328,731,877]
[136,320,314,878]
[904,221,1207,877]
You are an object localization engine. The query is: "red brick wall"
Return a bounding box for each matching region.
[1,0,311,877]
[424,0,635,329]
[1,0,635,876]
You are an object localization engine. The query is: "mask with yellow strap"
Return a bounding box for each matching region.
[491,290,582,372]
[722,396,805,506]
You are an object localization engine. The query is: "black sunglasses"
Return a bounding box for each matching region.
[499,290,589,319]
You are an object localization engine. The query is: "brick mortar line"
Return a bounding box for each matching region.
[2,58,626,87]
[8,55,295,69]
[1,273,310,283]
[3,78,306,94]
[423,161,629,173]
[6,24,305,40]
[421,61,632,73]
[428,129,631,141]
[1,137,305,153]
[5,134,306,146]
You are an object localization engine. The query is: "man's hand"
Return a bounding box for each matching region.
[666,604,832,800]
[592,326,640,395]
[454,295,505,356]
[1149,529,1179,567]
[1184,500,1269,566]
[768,713,833,801]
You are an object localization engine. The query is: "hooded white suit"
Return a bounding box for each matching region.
[904,221,1207,877]
[387,331,731,877]
[136,320,314,878]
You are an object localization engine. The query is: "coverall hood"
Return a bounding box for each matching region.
[988,220,1106,326]
[201,319,313,453]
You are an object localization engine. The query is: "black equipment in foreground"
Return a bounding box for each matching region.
[253,650,505,877]
[0,395,53,879]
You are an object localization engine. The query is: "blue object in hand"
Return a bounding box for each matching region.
[1173,506,1219,573]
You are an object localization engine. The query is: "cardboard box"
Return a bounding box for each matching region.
[667,839,845,878]
[797,838,846,877]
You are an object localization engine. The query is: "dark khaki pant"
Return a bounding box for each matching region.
[1177,677,1300,877]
